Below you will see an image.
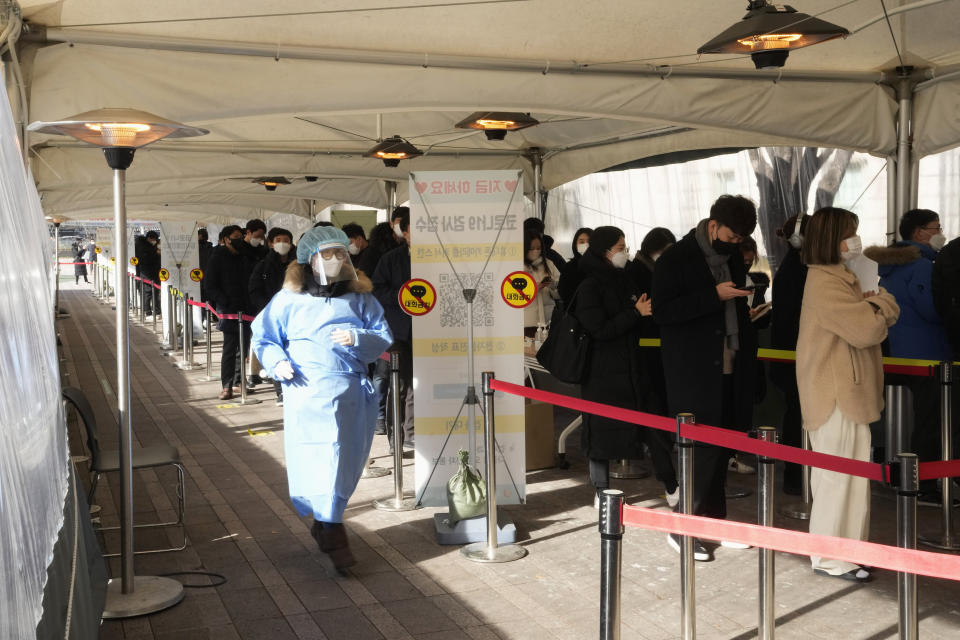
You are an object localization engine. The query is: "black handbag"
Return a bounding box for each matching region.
[535,287,590,384]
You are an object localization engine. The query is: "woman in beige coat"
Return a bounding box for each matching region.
[796,207,899,582]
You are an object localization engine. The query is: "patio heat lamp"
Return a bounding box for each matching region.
[698,1,849,69]
[365,135,424,167]
[29,108,208,619]
[455,112,539,141]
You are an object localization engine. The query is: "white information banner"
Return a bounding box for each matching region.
[410,170,526,506]
[159,222,202,342]
[95,227,113,267]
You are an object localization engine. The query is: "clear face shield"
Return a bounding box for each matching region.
[308,243,359,286]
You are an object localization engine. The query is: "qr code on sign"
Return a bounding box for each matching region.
[438,272,495,328]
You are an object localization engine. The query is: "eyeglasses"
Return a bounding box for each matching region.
[923,225,943,233]
[318,248,348,260]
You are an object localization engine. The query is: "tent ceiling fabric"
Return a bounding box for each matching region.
[18,0,960,221]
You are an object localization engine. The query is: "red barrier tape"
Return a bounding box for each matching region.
[185,299,207,309]
[918,459,960,481]
[491,378,887,481]
[216,311,255,322]
[622,506,960,582]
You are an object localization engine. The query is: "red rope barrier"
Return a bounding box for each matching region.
[622,506,960,582]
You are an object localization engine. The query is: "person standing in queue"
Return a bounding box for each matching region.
[628,227,678,507]
[797,207,899,582]
[249,227,296,406]
[359,221,401,434]
[251,226,392,570]
[342,223,369,268]
[135,230,162,316]
[372,207,415,454]
[558,227,592,307]
[576,226,651,507]
[205,225,253,400]
[523,228,561,340]
[652,195,759,562]
[198,227,214,326]
[770,214,809,495]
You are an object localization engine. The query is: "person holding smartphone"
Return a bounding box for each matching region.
[523,228,561,337]
[797,207,899,582]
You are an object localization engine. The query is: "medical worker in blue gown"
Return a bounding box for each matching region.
[252,226,392,570]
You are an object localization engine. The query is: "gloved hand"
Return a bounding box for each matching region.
[274,360,295,380]
[331,328,355,346]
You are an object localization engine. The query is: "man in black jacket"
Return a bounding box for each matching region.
[135,230,161,316]
[205,225,253,400]
[248,227,295,403]
[652,195,758,561]
[372,209,414,452]
[198,228,214,323]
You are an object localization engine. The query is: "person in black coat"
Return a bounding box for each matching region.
[135,230,161,315]
[372,211,414,450]
[628,227,679,504]
[652,195,758,559]
[361,221,401,433]
[205,225,253,400]
[558,227,592,306]
[575,226,650,498]
[197,227,214,300]
[524,217,566,269]
[768,215,809,494]
[73,245,89,284]
[249,227,295,403]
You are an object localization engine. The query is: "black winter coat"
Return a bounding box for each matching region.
[651,228,757,431]
[134,236,161,283]
[204,245,251,331]
[770,249,806,351]
[558,254,585,307]
[372,243,411,343]
[248,249,295,315]
[932,237,960,358]
[575,251,645,459]
[628,259,669,416]
[198,240,213,301]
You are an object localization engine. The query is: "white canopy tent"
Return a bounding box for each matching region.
[4,0,960,224]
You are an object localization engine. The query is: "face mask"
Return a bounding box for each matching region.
[527,249,542,263]
[610,250,628,269]
[841,235,862,263]
[930,233,947,251]
[249,237,264,248]
[393,222,404,238]
[576,242,589,255]
[712,238,739,255]
[147,238,157,246]
[320,256,344,279]
[348,242,361,256]
[230,237,244,251]
[273,242,291,256]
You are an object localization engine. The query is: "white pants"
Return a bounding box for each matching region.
[807,405,872,575]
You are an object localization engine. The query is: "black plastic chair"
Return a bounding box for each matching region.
[62,387,186,555]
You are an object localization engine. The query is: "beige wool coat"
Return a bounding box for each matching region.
[796,263,900,429]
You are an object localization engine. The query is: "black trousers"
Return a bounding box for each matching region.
[141,283,158,315]
[385,341,415,447]
[372,357,390,422]
[771,363,803,494]
[220,324,252,390]
[683,374,737,520]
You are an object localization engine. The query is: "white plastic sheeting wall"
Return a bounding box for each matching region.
[0,81,69,637]
[544,147,960,261]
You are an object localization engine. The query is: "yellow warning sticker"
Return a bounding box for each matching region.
[158,268,170,282]
[398,278,437,317]
[501,271,537,309]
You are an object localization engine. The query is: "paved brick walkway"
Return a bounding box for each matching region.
[56,285,960,639]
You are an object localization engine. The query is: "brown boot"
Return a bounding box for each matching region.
[218,388,233,400]
[312,520,355,570]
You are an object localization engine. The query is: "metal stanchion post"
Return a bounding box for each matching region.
[897,453,919,640]
[599,489,624,640]
[780,429,811,520]
[677,413,696,640]
[138,281,146,325]
[178,295,195,370]
[461,372,527,563]
[237,311,261,405]
[757,426,777,640]
[162,287,175,351]
[200,304,216,382]
[374,352,418,509]
[150,283,158,334]
[921,362,960,550]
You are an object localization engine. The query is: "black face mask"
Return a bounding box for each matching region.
[230,238,244,251]
[712,238,739,255]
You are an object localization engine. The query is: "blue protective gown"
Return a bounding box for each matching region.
[251,287,393,522]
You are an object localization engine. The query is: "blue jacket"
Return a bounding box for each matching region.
[865,241,952,360]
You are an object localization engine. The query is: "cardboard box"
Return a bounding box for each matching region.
[525,399,555,471]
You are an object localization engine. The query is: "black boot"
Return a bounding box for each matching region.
[311,520,355,570]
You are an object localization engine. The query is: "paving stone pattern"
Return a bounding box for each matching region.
[56,286,960,639]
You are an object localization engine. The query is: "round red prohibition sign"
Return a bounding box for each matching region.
[501,271,538,309]
[398,278,437,317]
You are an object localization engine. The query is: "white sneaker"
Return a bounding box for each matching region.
[720,540,753,550]
[593,492,600,510]
[665,487,680,508]
[728,457,756,474]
